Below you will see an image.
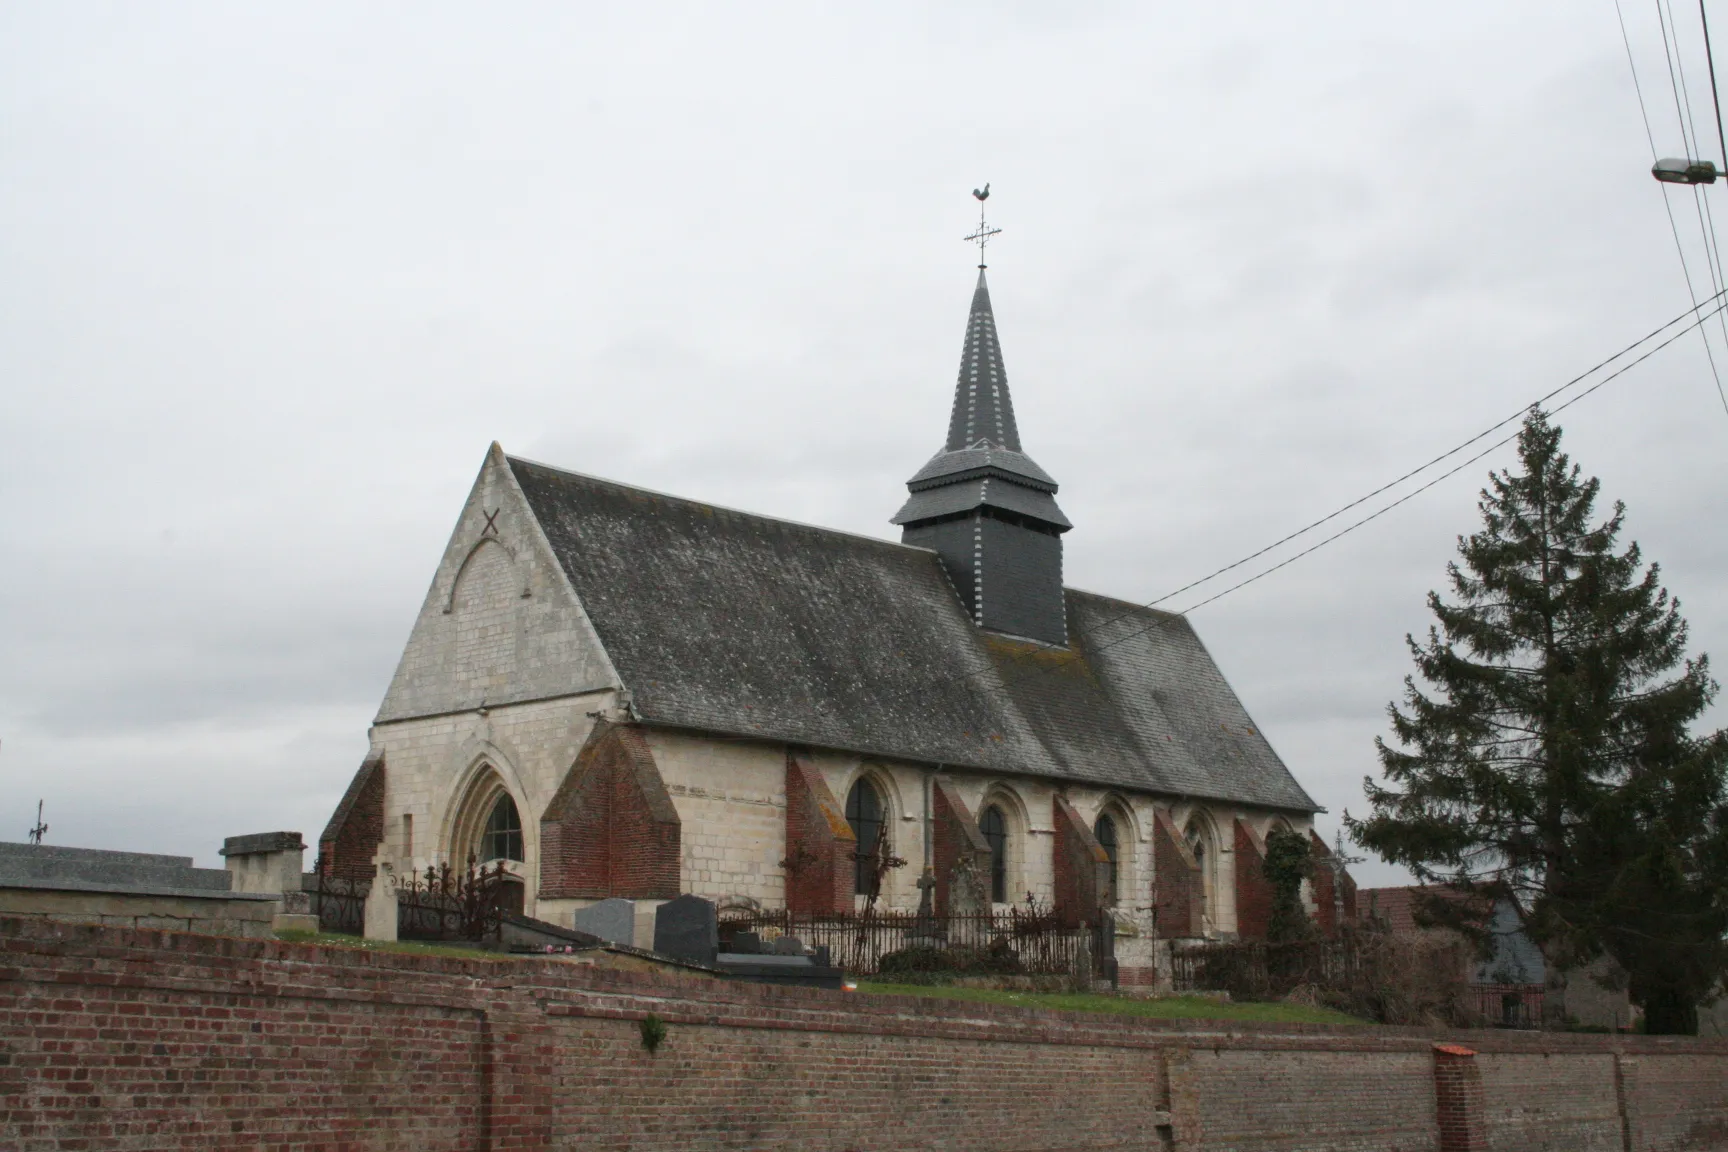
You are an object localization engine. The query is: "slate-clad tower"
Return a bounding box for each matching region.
[893,270,1072,645]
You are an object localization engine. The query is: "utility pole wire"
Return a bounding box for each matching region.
[1617,0,1728,419]
[1659,0,1728,395]
[1700,0,1728,166]
[691,290,1728,749]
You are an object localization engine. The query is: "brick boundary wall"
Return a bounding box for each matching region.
[2,917,1726,1151]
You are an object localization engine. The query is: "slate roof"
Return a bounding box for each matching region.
[891,271,1070,531]
[510,457,1317,812]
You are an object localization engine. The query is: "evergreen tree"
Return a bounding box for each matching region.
[1349,408,1728,1034]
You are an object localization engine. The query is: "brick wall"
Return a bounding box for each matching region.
[1152,807,1202,939]
[539,721,681,900]
[1233,818,1272,941]
[1051,793,1107,928]
[782,752,855,914]
[931,777,991,916]
[3,917,1727,1151]
[318,754,386,882]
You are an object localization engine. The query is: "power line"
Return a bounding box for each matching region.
[1078,286,1727,625]
[1660,0,1728,402]
[1617,0,1728,418]
[1700,0,1728,167]
[692,290,1728,749]
[1696,0,1728,412]
[1059,293,1728,670]
[1657,0,1728,388]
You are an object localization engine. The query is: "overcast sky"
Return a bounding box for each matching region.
[4,3,1727,883]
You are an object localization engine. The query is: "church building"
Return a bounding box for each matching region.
[319,265,1355,980]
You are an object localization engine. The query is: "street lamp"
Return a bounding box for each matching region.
[1653,157,1723,184]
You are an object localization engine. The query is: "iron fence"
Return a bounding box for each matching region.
[1170,937,1363,998]
[717,907,1107,980]
[1469,983,1545,1029]
[395,860,515,943]
[310,861,367,936]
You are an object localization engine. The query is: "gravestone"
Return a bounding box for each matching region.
[573,898,634,947]
[653,894,718,966]
[729,931,762,955]
[771,935,807,956]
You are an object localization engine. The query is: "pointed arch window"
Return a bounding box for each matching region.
[845,778,885,897]
[1094,813,1119,906]
[1185,817,1213,928]
[979,804,1008,904]
[481,793,524,863]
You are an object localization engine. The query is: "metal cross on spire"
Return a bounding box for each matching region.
[963,183,1000,268]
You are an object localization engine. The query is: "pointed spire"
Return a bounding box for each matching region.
[893,261,1072,647]
[944,270,1022,453]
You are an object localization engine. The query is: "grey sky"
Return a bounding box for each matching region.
[3,3,1725,884]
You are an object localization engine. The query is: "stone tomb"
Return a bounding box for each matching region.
[653,894,719,966]
[572,898,634,947]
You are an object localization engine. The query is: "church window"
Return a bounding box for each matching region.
[979,804,1008,904]
[481,793,524,863]
[1094,813,1118,905]
[1185,817,1212,928]
[845,778,885,898]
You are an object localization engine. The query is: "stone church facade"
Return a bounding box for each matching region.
[321,270,1356,982]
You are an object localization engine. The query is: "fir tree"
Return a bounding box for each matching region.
[1349,408,1728,1034]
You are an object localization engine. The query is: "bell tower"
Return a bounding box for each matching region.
[893,199,1071,645]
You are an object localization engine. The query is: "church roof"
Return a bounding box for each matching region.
[510,456,1318,812]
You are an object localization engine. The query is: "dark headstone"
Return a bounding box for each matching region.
[572,898,634,947]
[729,931,762,955]
[813,945,832,967]
[654,895,718,966]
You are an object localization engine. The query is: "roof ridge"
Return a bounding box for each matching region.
[505,453,935,558]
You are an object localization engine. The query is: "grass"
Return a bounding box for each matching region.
[269,932,1364,1024]
[272,929,503,960]
[855,981,1368,1025]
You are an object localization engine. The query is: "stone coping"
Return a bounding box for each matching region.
[220,831,306,856]
[0,877,279,902]
[0,841,195,869]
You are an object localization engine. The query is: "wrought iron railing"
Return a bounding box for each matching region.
[1170,937,1364,998]
[394,859,515,943]
[310,859,367,936]
[1469,983,1545,1029]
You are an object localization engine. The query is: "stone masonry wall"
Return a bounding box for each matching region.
[0,888,277,939]
[4,918,1728,1152]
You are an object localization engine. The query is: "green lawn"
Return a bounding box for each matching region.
[856,981,1368,1025]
